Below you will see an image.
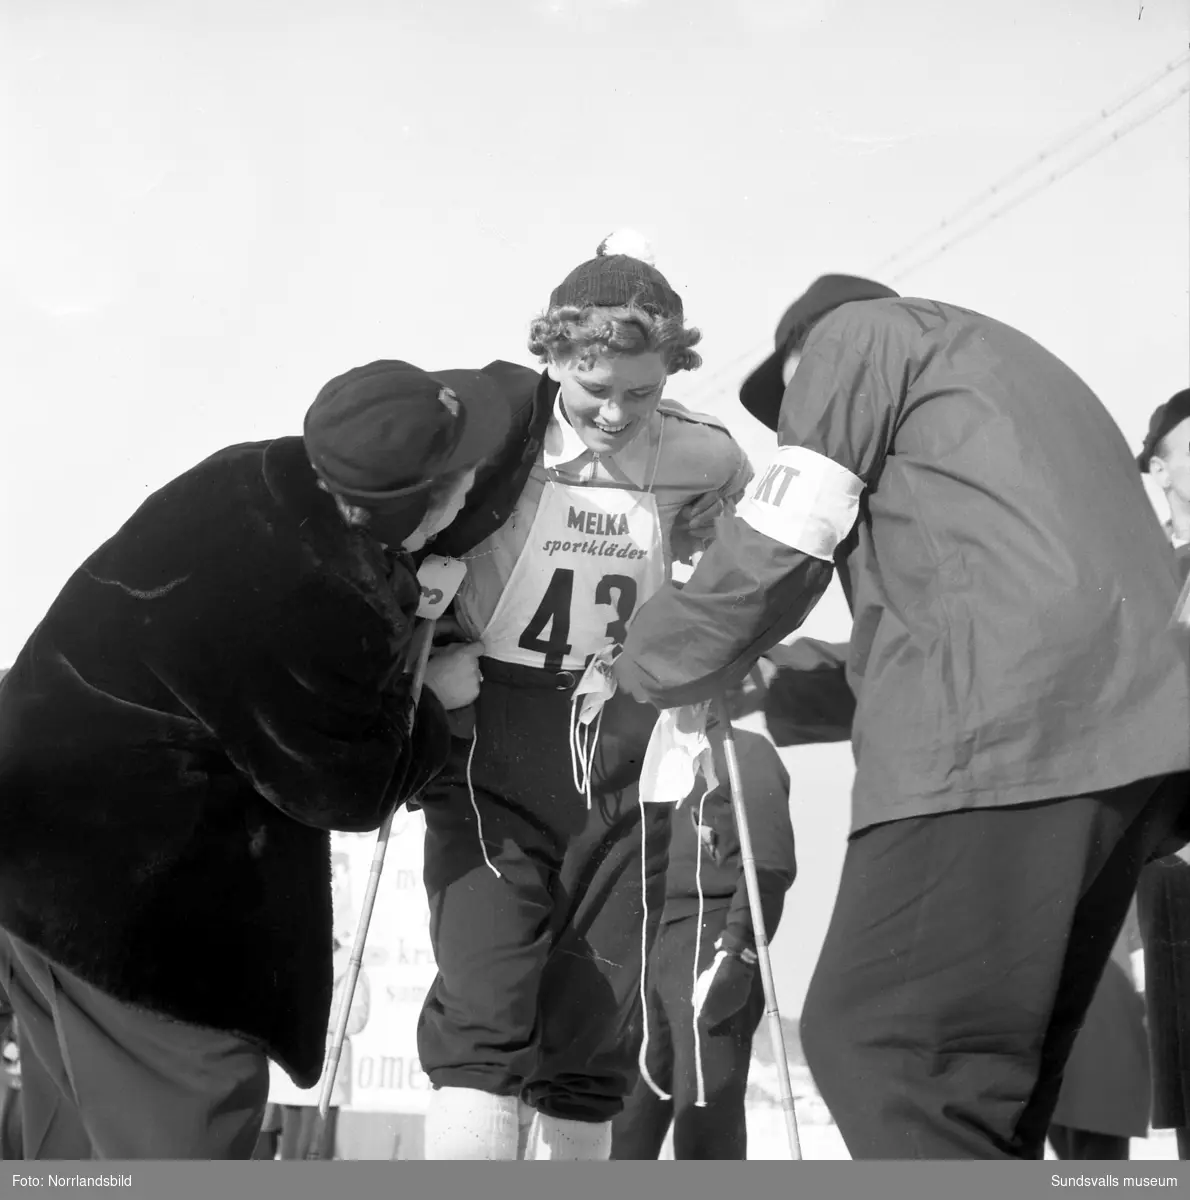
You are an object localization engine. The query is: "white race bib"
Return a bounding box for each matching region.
[481,481,666,672]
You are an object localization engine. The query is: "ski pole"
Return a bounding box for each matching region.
[716,691,803,1160]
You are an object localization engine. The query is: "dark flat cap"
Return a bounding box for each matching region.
[739,275,899,431]
[1138,387,1190,472]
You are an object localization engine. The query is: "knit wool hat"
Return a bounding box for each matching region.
[549,229,683,318]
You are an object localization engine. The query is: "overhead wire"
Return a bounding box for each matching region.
[875,50,1190,276]
[886,82,1189,285]
[679,55,1190,410]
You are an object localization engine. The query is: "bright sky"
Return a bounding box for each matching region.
[1,0,1187,1015]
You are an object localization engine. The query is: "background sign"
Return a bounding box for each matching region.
[267,809,436,1114]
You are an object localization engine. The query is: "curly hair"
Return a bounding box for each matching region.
[528,301,703,374]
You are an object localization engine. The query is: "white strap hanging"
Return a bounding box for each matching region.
[637,787,671,1102]
[638,732,720,1103]
[568,646,619,809]
[465,727,502,878]
[691,782,712,1109]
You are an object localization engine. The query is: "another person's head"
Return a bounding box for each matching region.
[1138,388,1190,518]
[528,230,702,456]
[303,360,511,550]
[739,274,900,431]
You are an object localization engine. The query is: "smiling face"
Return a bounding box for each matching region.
[547,350,669,456]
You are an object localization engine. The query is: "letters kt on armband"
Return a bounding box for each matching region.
[735,445,864,561]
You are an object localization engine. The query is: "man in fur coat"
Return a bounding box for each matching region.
[0,360,517,1159]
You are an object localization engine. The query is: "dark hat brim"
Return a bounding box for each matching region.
[329,367,513,512]
[740,275,900,434]
[429,367,514,479]
[739,349,789,433]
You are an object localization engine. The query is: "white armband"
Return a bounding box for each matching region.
[734,445,863,561]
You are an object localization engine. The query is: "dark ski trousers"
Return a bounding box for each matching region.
[610,907,765,1159]
[800,772,1189,1159]
[417,658,671,1124]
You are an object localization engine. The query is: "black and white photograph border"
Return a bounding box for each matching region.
[0,0,1188,1192]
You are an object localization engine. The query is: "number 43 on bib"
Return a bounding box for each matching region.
[518,569,642,671]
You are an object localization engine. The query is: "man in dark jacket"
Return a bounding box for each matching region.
[610,713,795,1160]
[0,360,514,1159]
[612,276,1190,1159]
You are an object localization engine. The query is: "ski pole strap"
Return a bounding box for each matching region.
[713,934,758,966]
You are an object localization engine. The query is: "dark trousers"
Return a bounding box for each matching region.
[0,930,269,1159]
[1048,1123,1129,1159]
[417,659,670,1124]
[253,1103,339,1160]
[0,1084,20,1160]
[610,910,764,1160]
[0,1012,19,1161]
[800,772,1188,1160]
[1136,856,1190,1130]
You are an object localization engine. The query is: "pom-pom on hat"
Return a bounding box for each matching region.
[596,228,657,265]
[549,228,682,318]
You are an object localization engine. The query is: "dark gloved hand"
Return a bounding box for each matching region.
[693,940,757,1029]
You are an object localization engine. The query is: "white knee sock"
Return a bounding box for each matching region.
[526,1114,613,1161]
[423,1087,520,1160]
